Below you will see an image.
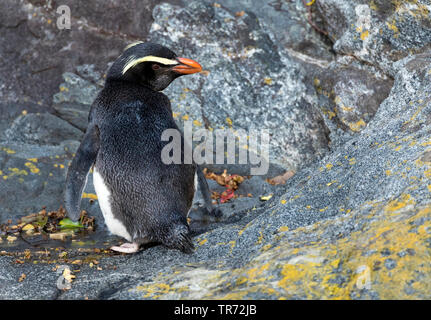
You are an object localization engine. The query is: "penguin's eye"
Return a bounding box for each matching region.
[152,64,161,71]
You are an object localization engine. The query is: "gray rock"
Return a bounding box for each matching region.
[313,55,393,134]
[317,0,431,75]
[148,1,330,170]
[53,73,100,107]
[0,111,91,222]
[0,102,52,135]
[0,0,179,106]
[52,72,102,131]
[2,113,83,145]
[208,0,334,62]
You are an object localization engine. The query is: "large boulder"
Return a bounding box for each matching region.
[149,1,330,170]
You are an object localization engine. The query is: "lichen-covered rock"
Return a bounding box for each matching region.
[317,0,431,75]
[149,1,330,170]
[52,71,102,131]
[313,55,393,134]
[92,50,431,300]
[2,113,83,145]
[0,110,94,222]
[212,0,334,62]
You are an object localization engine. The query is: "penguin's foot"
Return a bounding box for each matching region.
[110,242,140,254]
[162,223,195,254]
[208,207,223,219]
[173,231,195,254]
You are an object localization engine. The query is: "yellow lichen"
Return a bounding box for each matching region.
[360,30,369,40]
[24,162,40,174]
[82,193,98,200]
[386,21,399,37]
[348,119,366,132]
[1,147,16,154]
[226,117,233,127]
[384,194,415,213]
[278,226,289,233]
[263,78,273,85]
[7,168,28,178]
[193,120,202,127]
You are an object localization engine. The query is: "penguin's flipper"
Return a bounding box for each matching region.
[196,165,223,219]
[65,125,100,221]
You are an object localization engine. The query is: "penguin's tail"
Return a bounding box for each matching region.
[158,215,195,254]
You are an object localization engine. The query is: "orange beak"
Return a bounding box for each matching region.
[172,57,202,75]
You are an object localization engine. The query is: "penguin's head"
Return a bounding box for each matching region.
[107,42,202,91]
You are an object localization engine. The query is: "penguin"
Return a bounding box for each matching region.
[65,42,221,254]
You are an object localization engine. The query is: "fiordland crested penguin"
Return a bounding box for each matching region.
[65,42,222,254]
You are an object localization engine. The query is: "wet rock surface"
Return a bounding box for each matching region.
[1,0,431,300]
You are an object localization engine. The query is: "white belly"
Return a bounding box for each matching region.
[93,167,132,241]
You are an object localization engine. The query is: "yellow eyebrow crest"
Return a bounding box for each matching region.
[123,41,144,51]
[122,56,179,74]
